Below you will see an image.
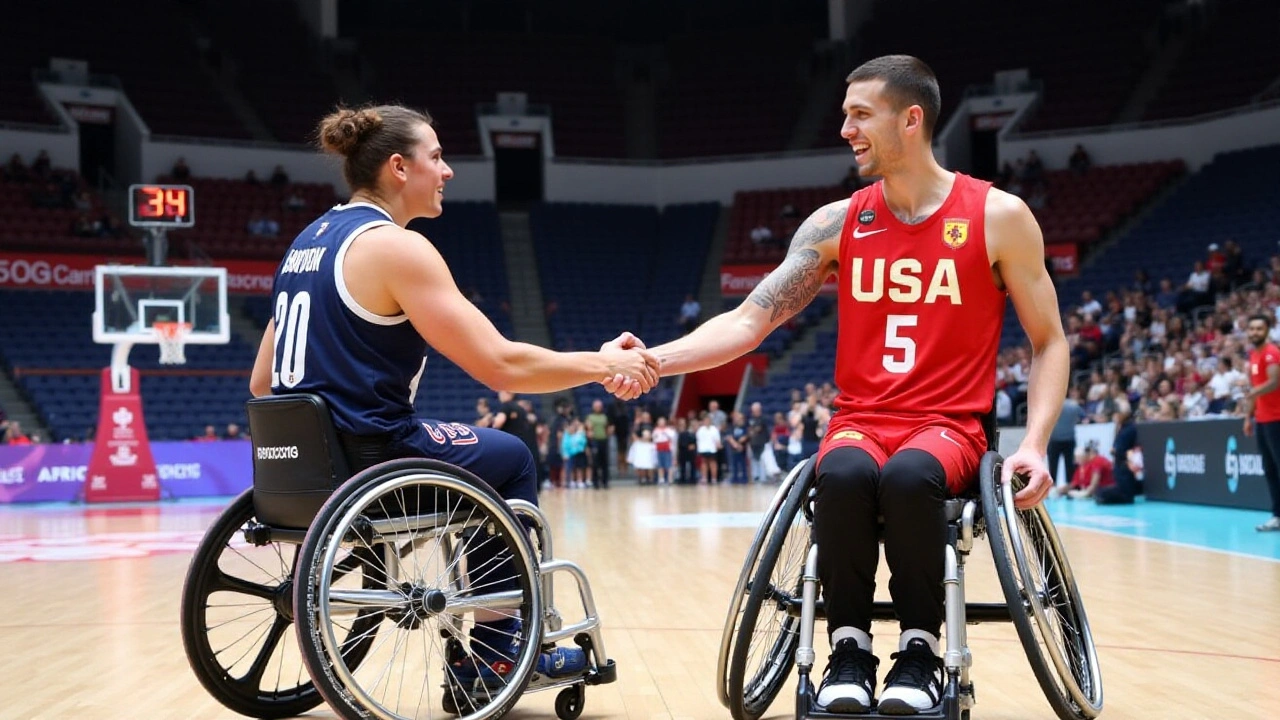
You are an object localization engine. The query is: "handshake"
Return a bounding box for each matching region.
[597,332,662,400]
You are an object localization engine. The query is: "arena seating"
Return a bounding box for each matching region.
[0,167,137,255]
[1143,1,1280,121]
[197,0,344,144]
[0,1,249,138]
[530,202,719,414]
[358,32,625,158]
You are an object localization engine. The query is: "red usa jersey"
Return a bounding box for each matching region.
[833,173,1005,417]
[1249,343,1280,423]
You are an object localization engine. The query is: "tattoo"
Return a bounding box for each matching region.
[749,248,828,322]
[894,211,932,225]
[748,201,845,323]
[789,203,847,248]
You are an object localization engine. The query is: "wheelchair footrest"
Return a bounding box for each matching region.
[804,707,950,719]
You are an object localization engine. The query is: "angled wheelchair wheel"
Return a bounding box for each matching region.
[981,452,1104,720]
[293,459,543,720]
[716,459,812,709]
[181,489,382,719]
[724,459,814,720]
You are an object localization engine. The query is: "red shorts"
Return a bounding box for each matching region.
[817,411,986,494]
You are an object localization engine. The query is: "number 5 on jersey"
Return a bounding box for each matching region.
[883,314,917,374]
[273,291,312,388]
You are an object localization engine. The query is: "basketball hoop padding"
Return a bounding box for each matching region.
[153,322,192,365]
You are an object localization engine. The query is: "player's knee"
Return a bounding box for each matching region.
[879,449,946,505]
[816,447,880,503]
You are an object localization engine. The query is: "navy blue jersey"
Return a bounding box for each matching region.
[269,202,428,436]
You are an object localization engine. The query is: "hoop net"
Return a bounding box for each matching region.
[153,321,192,365]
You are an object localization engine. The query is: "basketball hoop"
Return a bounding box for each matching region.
[153,322,192,365]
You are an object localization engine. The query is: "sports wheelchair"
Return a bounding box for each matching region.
[181,394,616,720]
[718,440,1103,720]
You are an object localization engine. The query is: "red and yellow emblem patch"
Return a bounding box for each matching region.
[832,430,864,441]
[942,219,969,249]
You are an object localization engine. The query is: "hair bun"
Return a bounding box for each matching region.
[319,107,383,157]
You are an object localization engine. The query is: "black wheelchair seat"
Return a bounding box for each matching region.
[245,393,352,529]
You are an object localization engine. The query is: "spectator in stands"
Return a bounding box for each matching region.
[675,417,698,484]
[750,223,775,246]
[678,294,701,335]
[1068,145,1092,175]
[4,153,28,182]
[194,425,219,441]
[996,161,1014,190]
[695,413,722,483]
[1178,260,1213,313]
[72,214,97,237]
[245,169,260,185]
[747,402,772,483]
[225,423,244,440]
[1180,380,1208,417]
[98,216,126,239]
[473,397,495,427]
[779,202,802,238]
[995,385,1013,425]
[72,190,92,212]
[1025,181,1049,210]
[1222,240,1247,288]
[248,216,280,236]
[4,420,31,445]
[31,150,51,179]
[652,416,676,484]
[1206,243,1227,275]
[726,411,749,483]
[586,399,611,488]
[1078,290,1103,318]
[1154,277,1178,310]
[171,157,191,181]
[1132,268,1153,295]
[270,165,291,186]
[1023,150,1045,184]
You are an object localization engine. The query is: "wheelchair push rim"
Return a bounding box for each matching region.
[717,458,811,709]
[294,461,543,720]
[983,456,1104,719]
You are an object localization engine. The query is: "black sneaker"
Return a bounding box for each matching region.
[877,638,944,715]
[816,638,879,713]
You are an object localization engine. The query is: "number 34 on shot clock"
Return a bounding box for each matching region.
[128,184,195,228]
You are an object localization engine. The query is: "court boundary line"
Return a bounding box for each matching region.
[1052,519,1280,564]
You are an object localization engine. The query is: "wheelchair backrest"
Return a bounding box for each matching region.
[246,393,352,529]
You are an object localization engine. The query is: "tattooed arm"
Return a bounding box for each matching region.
[650,199,847,376]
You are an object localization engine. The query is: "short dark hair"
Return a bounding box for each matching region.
[1248,313,1273,329]
[846,55,941,139]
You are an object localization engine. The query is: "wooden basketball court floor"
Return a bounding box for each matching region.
[1,482,1277,720]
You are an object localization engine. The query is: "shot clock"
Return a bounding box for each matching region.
[128,184,195,228]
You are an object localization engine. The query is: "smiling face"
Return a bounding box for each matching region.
[395,123,453,219]
[840,79,924,178]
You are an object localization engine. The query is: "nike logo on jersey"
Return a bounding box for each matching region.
[940,429,962,448]
[852,227,887,239]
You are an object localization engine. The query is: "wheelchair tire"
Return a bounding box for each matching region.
[716,459,812,709]
[726,459,814,720]
[181,489,381,719]
[293,459,543,720]
[981,452,1104,720]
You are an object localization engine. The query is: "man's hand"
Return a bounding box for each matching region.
[1244,417,1254,438]
[1003,447,1053,510]
[599,332,659,400]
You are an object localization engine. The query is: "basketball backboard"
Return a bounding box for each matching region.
[92,265,229,346]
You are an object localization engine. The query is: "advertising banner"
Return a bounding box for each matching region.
[721,264,838,297]
[0,252,276,295]
[1044,243,1079,277]
[0,440,253,504]
[1138,418,1271,510]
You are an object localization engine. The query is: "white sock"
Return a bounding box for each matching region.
[899,629,940,656]
[831,626,872,653]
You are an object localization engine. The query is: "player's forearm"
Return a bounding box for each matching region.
[487,343,609,393]
[652,309,764,376]
[1019,335,1070,455]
